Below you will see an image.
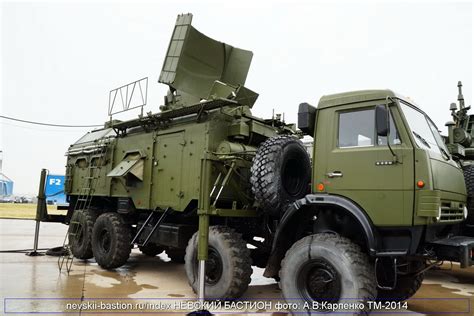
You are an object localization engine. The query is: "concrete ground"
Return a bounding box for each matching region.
[0,218,472,315]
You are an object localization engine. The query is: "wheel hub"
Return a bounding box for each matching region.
[282,157,305,196]
[298,259,341,304]
[99,229,111,253]
[204,247,223,285]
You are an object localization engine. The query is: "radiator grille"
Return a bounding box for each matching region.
[439,201,465,222]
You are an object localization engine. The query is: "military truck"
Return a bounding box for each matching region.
[60,14,473,314]
[445,81,474,237]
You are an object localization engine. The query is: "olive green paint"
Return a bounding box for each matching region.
[313,90,467,226]
[64,15,469,265]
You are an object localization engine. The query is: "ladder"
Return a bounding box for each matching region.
[131,207,171,247]
[58,138,109,273]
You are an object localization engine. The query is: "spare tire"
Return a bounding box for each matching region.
[251,135,311,215]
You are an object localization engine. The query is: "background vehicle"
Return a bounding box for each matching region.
[52,14,472,314]
[445,81,474,237]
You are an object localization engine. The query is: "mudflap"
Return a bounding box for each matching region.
[427,236,474,268]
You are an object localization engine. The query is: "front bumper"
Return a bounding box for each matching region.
[428,236,474,268]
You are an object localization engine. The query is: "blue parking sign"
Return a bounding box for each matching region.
[45,174,67,205]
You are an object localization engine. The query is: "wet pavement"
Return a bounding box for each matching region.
[0,219,472,315]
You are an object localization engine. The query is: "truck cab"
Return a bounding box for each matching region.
[289,90,473,272]
[311,90,467,228]
[265,90,474,313]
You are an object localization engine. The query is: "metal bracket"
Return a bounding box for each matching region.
[108,77,148,118]
[375,257,398,290]
[210,161,236,207]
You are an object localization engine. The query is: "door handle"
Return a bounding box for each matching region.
[326,171,343,178]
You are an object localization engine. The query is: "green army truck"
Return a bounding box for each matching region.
[59,14,473,314]
[445,81,474,237]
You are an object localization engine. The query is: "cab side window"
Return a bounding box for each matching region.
[338,109,375,147]
[338,107,401,148]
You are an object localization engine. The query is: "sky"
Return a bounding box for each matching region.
[1,0,472,195]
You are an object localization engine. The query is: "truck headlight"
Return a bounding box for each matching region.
[464,206,468,220]
[435,206,442,221]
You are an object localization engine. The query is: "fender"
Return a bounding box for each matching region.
[272,194,378,255]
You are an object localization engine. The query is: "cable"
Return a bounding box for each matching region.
[1,120,89,133]
[0,246,67,256]
[0,115,102,128]
[0,248,50,253]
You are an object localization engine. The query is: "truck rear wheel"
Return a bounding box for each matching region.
[251,135,311,215]
[70,209,97,260]
[280,233,376,315]
[377,273,424,302]
[184,226,252,299]
[462,164,474,225]
[139,244,163,257]
[92,212,132,269]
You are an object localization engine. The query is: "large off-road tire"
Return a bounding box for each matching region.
[280,233,376,315]
[251,135,311,215]
[167,249,185,263]
[184,226,252,299]
[377,273,424,302]
[69,209,97,259]
[139,244,164,257]
[462,164,474,226]
[92,212,132,269]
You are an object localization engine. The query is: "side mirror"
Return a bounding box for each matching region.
[298,102,317,136]
[375,104,389,137]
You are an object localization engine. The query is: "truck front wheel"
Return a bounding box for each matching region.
[280,233,376,314]
[69,209,97,260]
[184,226,252,299]
[92,212,132,269]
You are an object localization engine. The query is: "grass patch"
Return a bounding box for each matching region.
[0,203,65,219]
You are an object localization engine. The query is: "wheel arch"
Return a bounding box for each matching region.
[273,194,378,254]
[263,194,378,278]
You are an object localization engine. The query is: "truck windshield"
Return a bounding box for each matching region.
[400,102,448,157]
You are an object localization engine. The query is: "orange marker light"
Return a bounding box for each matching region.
[317,183,325,191]
[417,180,425,188]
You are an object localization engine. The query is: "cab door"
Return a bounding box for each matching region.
[321,103,414,226]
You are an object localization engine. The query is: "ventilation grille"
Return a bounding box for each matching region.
[439,201,464,222]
